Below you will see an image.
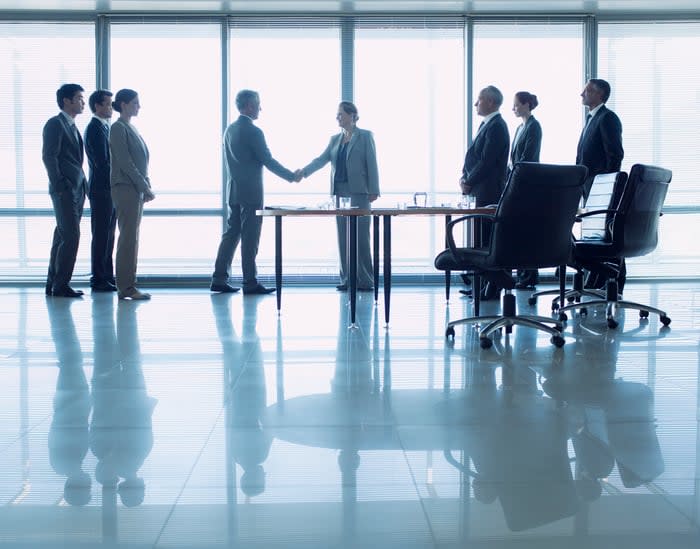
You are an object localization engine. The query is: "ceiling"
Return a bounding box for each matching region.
[1,0,700,15]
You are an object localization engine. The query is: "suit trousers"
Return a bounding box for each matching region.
[336,193,373,288]
[212,203,262,289]
[48,189,85,292]
[89,190,116,285]
[112,184,144,295]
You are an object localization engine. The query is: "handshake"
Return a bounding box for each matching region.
[292,169,305,183]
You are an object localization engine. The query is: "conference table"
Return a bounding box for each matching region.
[257,205,495,326]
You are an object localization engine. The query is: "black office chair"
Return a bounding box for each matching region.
[558,164,672,329]
[434,162,587,349]
[527,171,629,318]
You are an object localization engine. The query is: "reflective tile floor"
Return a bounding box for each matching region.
[1,282,699,548]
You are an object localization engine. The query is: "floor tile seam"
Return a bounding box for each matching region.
[395,426,441,548]
[152,401,226,548]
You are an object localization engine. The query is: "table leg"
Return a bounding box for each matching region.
[349,215,358,327]
[474,274,481,318]
[383,215,391,326]
[445,215,451,302]
[275,216,282,314]
[373,215,380,303]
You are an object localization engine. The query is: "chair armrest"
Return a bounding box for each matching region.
[445,213,495,257]
[576,208,615,220]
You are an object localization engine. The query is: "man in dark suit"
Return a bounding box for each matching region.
[459,85,510,300]
[576,78,624,202]
[576,79,626,290]
[211,89,300,295]
[85,90,117,293]
[43,83,89,298]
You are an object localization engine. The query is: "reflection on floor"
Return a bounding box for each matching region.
[0,282,698,548]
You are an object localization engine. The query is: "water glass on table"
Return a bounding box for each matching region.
[413,192,428,208]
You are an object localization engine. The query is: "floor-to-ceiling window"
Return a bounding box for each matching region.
[0,22,95,278]
[354,17,465,273]
[110,21,222,276]
[471,21,585,164]
[598,21,700,277]
[1,14,698,282]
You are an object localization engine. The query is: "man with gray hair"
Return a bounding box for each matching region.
[211,89,299,295]
[460,85,510,208]
[459,85,510,300]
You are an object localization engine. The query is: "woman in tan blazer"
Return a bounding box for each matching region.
[109,89,155,300]
[301,101,380,291]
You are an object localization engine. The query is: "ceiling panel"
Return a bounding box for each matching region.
[1,0,700,14]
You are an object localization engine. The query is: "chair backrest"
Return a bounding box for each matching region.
[580,172,628,241]
[489,162,587,268]
[610,164,672,257]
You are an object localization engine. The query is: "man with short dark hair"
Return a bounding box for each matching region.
[85,89,117,292]
[576,78,624,202]
[211,89,299,295]
[43,83,88,298]
[576,78,626,291]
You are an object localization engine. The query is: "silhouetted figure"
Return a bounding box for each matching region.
[213,295,272,498]
[90,300,156,508]
[47,298,91,505]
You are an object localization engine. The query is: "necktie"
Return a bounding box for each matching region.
[71,123,80,144]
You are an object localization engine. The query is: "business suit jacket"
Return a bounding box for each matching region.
[109,118,150,192]
[42,113,88,198]
[302,128,380,197]
[85,117,111,197]
[224,115,295,207]
[462,114,510,206]
[576,105,623,199]
[510,116,542,167]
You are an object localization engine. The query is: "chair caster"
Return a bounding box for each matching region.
[551,302,559,311]
[660,315,671,326]
[528,297,537,306]
[445,326,455,339]
[607,318,619,329]
[566,295,575,303]
[558,312,568,322]
[639,310,649,319]
[551,334,566,347]
[580,307,588,316]
[479,337,493,349]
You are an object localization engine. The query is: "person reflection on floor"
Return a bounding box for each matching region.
[89,299,157,507]
[47,298,92,506]
[213,294,271,499]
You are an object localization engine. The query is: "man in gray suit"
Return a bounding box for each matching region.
[43,83,89,298]
[211,89,299,295]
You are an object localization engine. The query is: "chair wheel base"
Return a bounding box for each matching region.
[660,315,671,326]
[607,318,619,329]
[480,337,493,349]
[445,326,455,339]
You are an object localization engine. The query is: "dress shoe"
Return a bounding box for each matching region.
[336,284,348,291]
[210,283,241,293]
[92,281,118,292]
[357,286,374,292]
[243,284,275,295]
[52,287,84,298]
[118,289,151,300]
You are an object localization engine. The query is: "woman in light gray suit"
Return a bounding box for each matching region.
[109,89,155,300]
[301,101,380,291]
